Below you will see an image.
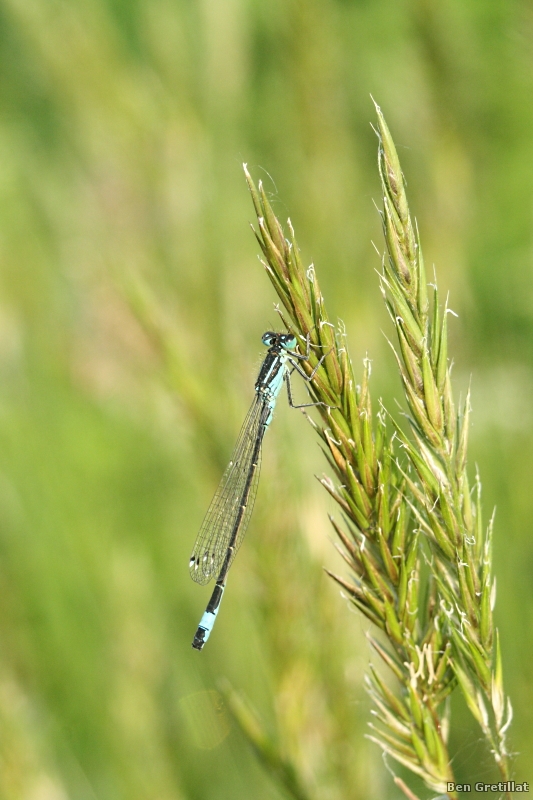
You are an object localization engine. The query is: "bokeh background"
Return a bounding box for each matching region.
[0,1,531,798]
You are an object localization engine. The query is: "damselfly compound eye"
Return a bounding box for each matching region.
[280,334,297,350]
[261,331,276,346]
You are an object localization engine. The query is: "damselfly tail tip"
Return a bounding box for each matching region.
[192,627,207,651]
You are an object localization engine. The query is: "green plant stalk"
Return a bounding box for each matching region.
[244,165,458,799]
[373,102,513,792]
[220,680,313,800]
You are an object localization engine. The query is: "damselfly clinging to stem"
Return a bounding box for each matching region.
[189,331,330,650]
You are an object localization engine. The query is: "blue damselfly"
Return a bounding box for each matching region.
[189,331,329,650]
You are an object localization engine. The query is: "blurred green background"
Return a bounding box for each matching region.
[0,0,531,797]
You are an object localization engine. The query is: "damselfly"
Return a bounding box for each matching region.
[189,331,329,650]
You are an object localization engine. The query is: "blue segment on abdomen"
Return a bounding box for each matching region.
[198,610,217,640]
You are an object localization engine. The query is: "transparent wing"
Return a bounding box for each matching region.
[189,395,268,585]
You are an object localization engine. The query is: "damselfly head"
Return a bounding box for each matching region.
[262,331,297,350]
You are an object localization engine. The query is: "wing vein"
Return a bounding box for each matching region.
[189,394,268,584]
